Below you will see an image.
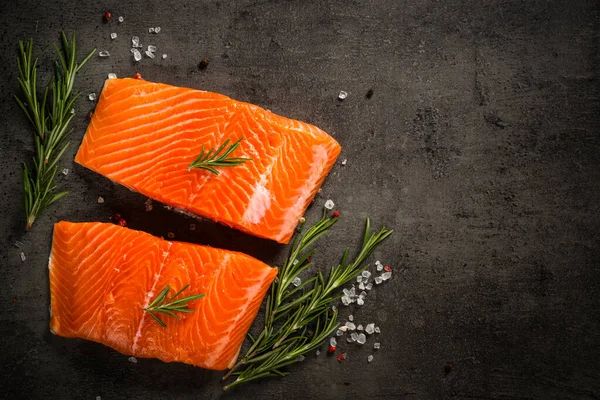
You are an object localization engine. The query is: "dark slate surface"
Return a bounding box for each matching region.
[1,1,600,399]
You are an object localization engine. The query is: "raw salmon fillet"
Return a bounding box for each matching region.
[49,221,277,370]
[75,78,341,243]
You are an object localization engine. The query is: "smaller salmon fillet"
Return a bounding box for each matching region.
[75,78,341,244]
[49,221,277,370]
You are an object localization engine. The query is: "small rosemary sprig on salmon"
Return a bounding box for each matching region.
[222,210,393,390]
[143,284,205,328]
[16,31,94,230]
[188,137,251,175]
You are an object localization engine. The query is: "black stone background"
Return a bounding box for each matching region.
[1,1,599,399]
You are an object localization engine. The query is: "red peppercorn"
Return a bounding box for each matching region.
[384,265,392,272]
[103,11,111,21]
[113,213,123,222]
[328,345,336,354]
[332,211,340,218]
[118,219,127,227]
[134,72,142,80]
[337,353,346,362]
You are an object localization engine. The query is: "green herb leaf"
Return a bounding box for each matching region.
[143,284,205,328]
[222,209,393,390]
[16,31,95,230]
[188,137,251,175]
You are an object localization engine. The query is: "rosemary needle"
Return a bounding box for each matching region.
[222,209,393,390]
[143,284,204,328]
[15,31,95,230]
[188,137,251,175]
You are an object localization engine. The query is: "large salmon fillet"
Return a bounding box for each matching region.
[75,78,341,243]
[48,221,277,370]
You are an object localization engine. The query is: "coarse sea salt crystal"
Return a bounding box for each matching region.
[359,282,365,290]
[357,325,363,331]
[348,314,354,321]
[110,32,117,40]
[374,326,381,334]
[365,323,375,334]
[118,16,124,22]
[338,90,348,100]
[20,252,26,262]
[133,49,142,61]
[149,27,155,33]
[128,356,138,363]
[373,342,380,350]
[362,270,372,279]
[366,282,373,291]
[381,271,392,281]
[132,36,140,47]
[88,93,97,101]
[330,337,337,347]
[97,196,104,204]
[155,27,161,33]
[356,275,363,283]
[98,50,110,57]
[162,54,167,59]
[316,350,321,356]
[332,305,337,312]
[350,332,358,342]
[357,297,365,306]
[145,50,155,59]
[62,168,69,175]
[360,291,367,298]
[336,329,343,337]
[345,321,356,330]
[357,333,366,344]
[148,45,157,52]
[341,158,347,165]
[108,73,117,79]
[341,295,351,306]
[368,354,374,363]
[375,276,383,285]
[324,199,335,210]
[377,263,384,272]
[292,277,301,287]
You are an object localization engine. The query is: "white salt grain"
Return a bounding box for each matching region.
[98,50,110,57]
[292,277,301,287]
[88,93,97,101]
[62,168,69,175]
[368,355,374,363]
[345,321,356,330]
[357,333,366,344]
[359,282,366,290]
[341,159,347,165]
[374,326,381,334]
[118,16,124,22]
[356,275,363,283]
[324,199,335,210]
[357,325,363,331]
[316,350,321,356]
[373,342,380,350]
[97,196,104,204]
[348,314,354,321]
[330,337,337,347]
[20,252,26,262]
[110,32,117,40]
[365,323,375,334]
[338,90,348,100]
[108,73,117,79]
[375,276,383,285]
[362,270,372,279]
[149,27,155,33]
[148,45,157,52]
[128,356,138,363]
[357,297,365,306]
[155,27,161,33]
[162,54,167,59]
[145,50,155,59]
[133,49,142,62]
[381,271,392,281]
[366,282,373,290]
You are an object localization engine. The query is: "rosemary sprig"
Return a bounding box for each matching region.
[143,284,205,328]
[15,31,95,230]
[222,210,393,390]
[187,137,251,175]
